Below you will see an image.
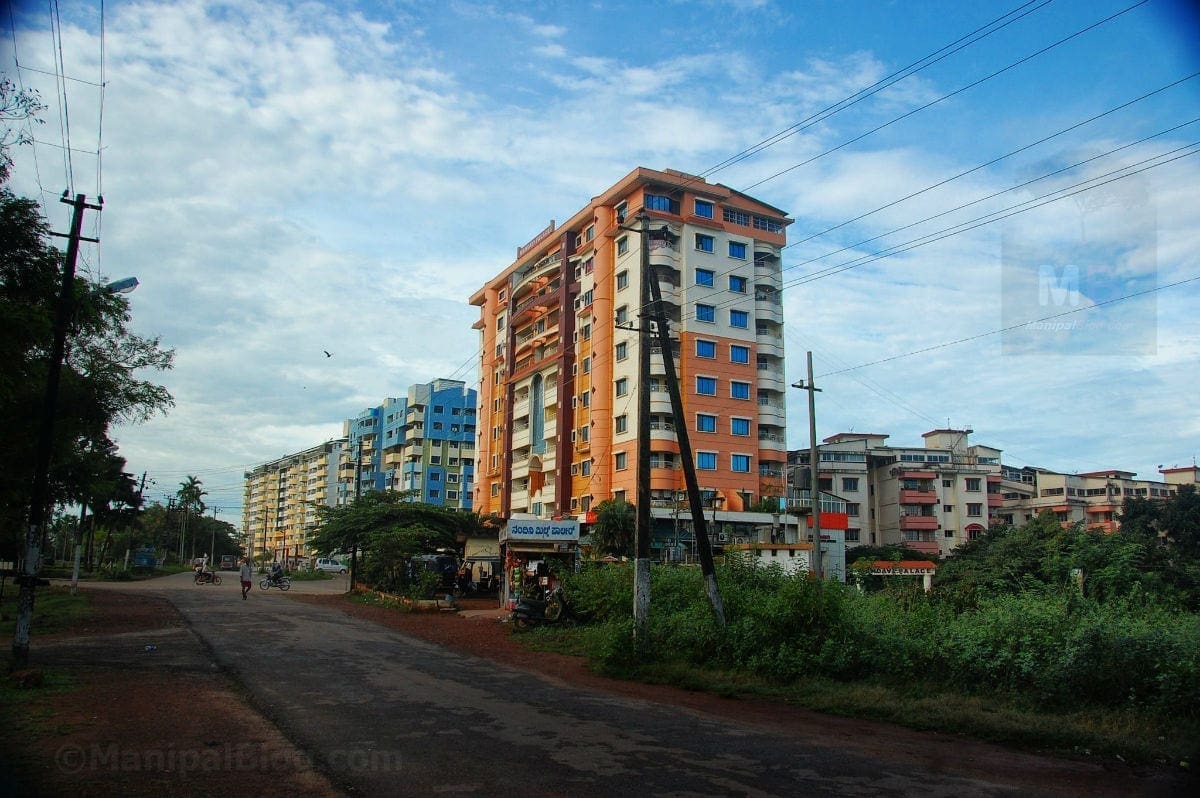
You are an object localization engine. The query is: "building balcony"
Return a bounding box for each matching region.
[511,425,531,448]
[758,431,786,451]
[987,493,1004,507]
[899,489,938,505]
[902,539,941,556]
[756,399,785,425]
[899,515,939,531]
[756,330,783,358]
[650,392,673,414]
[755,364,784,392]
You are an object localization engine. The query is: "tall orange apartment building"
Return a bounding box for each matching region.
[470,167,791,524]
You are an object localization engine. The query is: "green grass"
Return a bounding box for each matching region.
[520,623,1198,768]
[288,569,334,581]
[0,586,90,639]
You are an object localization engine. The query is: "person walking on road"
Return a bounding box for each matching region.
[240,558,252,600]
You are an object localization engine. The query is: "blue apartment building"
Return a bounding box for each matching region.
[340,378,476,510]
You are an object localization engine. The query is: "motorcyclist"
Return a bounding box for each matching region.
[269,561,285,584]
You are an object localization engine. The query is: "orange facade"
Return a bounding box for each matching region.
[470,167,791,521]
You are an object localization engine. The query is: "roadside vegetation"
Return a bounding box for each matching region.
[526,489,1200,766]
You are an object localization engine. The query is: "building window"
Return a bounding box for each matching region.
[730,345,749,364]
[580,460,591,476]
[729,274,747,292]
[616,270,629,289]
[429,472,441,481]
[695,233,714,253]
[731,417,750,436]
[615,378,628,397]
[615,305,628,325]
[697,451,717,470]
[696,376,717,396]
[696,268,715,287]
[615,341,627,361]
[429,489,440,499]
[845,529,861,542]
[696,339,716,358]
[615,415,628,434]
[731,454,751,472]
[615,452,627,470]
[842,477,859,492]
[730,381,750,399]
[967,503,983,517]
[943,505,954,513]
[585,224,595,241]
[447,490,458,500]
[582,356,591,374]
[943,479,952,487]
[846,502,861,517]
[728,241,747,259]
[697,414,717,432]
[580,323,591,340]
[696,304,715,322]
[617,238,629,256]
[645,194,678,214]
[694,199,714,219]
[966,478,981,491]
[730,310,749,328]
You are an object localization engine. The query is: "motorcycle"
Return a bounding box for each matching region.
[259,573,292,591]
[193,570,222,585]
[511,586,567,630]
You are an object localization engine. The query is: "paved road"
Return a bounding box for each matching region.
[56,573,1180,797]
[76,573,1025,797]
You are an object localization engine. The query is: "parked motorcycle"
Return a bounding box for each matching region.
[259,574,291,591]
[511,586,566,629]
[193,570,222,585]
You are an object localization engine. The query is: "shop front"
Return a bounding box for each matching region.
[499,517,579,609]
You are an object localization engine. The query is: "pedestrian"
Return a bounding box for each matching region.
[239,558,252,600]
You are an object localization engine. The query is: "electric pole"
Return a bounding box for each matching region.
[638,214,725,625]
[632,212,654,638]
[11,193,102,669]
[792,351,823,580]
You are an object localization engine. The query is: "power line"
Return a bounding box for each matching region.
[786,73,1199,252]
[743,0,1152,191]
[49,0,74,193]
[817,275,1200,378]
[783,142,1200,290]
[700,0,1057,180]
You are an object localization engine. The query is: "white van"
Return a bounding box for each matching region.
[315,557,347,574]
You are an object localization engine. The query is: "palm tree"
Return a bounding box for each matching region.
[590,499,635,558]
[176,475,206,562]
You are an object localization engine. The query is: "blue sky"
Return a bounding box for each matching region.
[3,0,1198,521]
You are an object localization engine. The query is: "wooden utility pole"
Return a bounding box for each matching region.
[12,193,101,669]
[792,351,823,579]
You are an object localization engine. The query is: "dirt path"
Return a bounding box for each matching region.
[1,589,339,797]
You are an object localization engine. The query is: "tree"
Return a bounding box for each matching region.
[308,491,483,591]
[1,78,45,182]
[589,499,635,558]
[0,188,174,559]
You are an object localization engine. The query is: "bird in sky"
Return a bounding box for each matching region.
[323,350,332,358]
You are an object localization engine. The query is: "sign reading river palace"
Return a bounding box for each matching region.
[516,221,556,259]
[501,518,580,544]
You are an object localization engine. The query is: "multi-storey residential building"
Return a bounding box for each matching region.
[470,167,791,537]
[338,379,477,509]
[243,439,346,564]
[999,465,1195,532]
[787,429,1004,556]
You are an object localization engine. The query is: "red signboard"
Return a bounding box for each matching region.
[807,512,849,530]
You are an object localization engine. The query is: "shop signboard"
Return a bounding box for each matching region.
[501,518,579,544]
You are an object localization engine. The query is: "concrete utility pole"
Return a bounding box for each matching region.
[792,351,823,580]
[640,215,725,626]
[633,213,653,637]
[11,193,101,669]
